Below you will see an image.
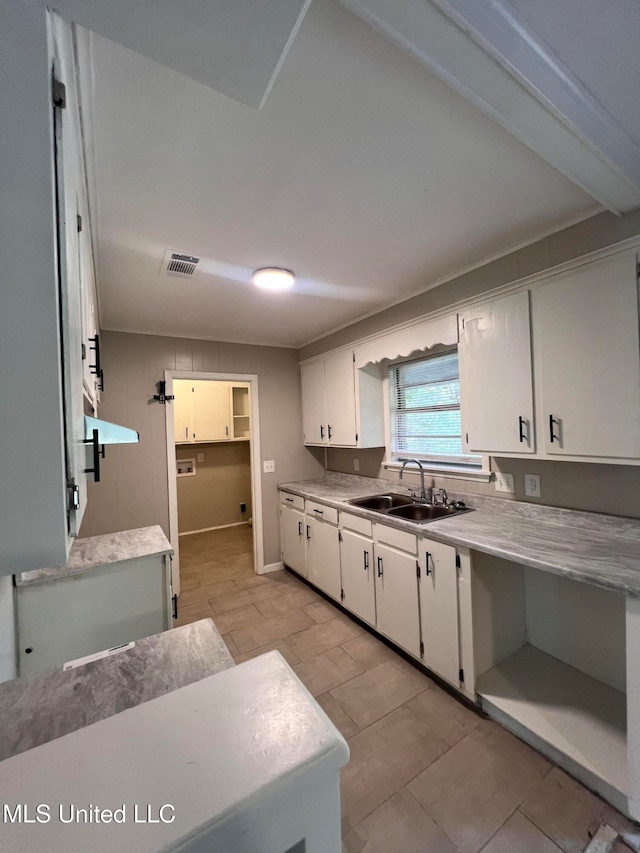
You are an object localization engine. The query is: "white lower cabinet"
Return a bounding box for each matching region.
[340,528,376,627]
[280,495,307,578]
[306,505,342,602]
[418,536,460,687]
[375,542,421,659]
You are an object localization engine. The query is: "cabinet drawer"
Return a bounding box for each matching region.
[375,523,417,554]
[280,492,304,511]
[306,500,338,525]
[341,512,372,537]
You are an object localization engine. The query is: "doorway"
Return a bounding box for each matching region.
[164,371,263,598]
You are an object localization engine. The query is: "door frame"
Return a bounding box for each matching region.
[164,370,264,596]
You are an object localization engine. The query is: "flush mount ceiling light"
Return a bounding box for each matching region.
[252,267,295,291]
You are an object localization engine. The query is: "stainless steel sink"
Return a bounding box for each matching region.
[347,493,414,511]
[387,503,457,522]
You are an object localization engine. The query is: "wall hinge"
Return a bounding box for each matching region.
[416,561,420,579]
[338,530,343,542]
[52,75,66,108]
[455,554,461,569]
[459,668,464,683]
[77,214,83,232]
[420,641,424,657]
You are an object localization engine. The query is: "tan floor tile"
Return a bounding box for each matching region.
[408,720,552,853]
[341,827,366,853]
[208,603,264,634]
[233,639,301,667]
[353,788,458,853]
[293,647,364,697]
[211,584,279,615]
[480,811,562,853]
[232,574,270,590]
[340,632,396,670]
[316,693,359,739]
[302,600,343,623]
[179,579,238,607]
[330,659,428,729]
[231,609,315,653]
[341,706,448,827]
[288,617,364,661]
[520,767,635,853]
[174,600,214,626]
[178,574,202,592]
[255,586,322,617]
[221,632,240,658]
[405,683,481,747]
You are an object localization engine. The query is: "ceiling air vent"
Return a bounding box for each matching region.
[162,250,201,279]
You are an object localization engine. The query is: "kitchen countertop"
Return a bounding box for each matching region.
[0,618,234,762]
[16,525,172,587]
[279,473,640,598]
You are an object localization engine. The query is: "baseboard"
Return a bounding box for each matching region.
[179,521,250,537]
[260,561,284,575]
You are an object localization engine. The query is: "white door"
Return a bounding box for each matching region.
[419,538,459,686]
[325,350,357,446]
[173,380,194,443]
[459,290,535,454]
[340,529,376,626]
[533,251,640,459]
[306,517,341,601]
[375,543,421,659]
[301,361,327,445]
[194,381,231,441]
[281,505,307,578]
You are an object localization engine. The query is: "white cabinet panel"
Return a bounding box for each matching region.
[533,251,640,459]
[173,379,194,443]
[459,290,535,454]
[301,360,327,445]
[325,350,357,447]
[374,543,421,659]
[194,382,231,442]
[306,516,341,602]
[418,537,459,687]
[281,504,307,578]
[340,529,376,626]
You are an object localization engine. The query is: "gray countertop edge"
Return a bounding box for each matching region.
[16,525,173,587]
[278,474,640,598]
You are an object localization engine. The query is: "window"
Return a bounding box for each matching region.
[388,349,482,469]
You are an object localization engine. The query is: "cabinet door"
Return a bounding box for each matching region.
[325,351,357,446]
[459,290,535,453]
[534,252,640,459]
[306,517,341,601]
[375,543,421,659]
[419,538,459,686]
[173,380,194,443]
[301,361,327,445]
[194,382,231,442]
[281,505,307,578]
[341,529,376,626]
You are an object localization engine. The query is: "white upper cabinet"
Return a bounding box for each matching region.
[459,291,535,454]
[173,381,248,444]
[194,382,231,442]
[533,251,640,460]
[300,351,384,448]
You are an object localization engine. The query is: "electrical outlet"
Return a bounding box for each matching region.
[197,453,204,463]
[524,473,541,498]
[240,502,246,513]
[263,460,275,473]
[353,459,360,472]
[495,472,515,493]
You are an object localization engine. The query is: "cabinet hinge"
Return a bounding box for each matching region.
[465,433,469,445]
[52,75,66,108]
[353,352,356,363]
[77,214,82,232]
[355,433,358,442]
[416,561,420,579]
[420,641,424,657]
[338,530,343,542]
[459,668,464,684]
[455,554,461,569]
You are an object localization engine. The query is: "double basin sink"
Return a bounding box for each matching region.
[347,493,472,524]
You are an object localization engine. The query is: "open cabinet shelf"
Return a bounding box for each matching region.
[477,643,627,808]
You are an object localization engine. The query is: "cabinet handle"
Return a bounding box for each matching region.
[88,333,101,377]
[549,414,560,444]
[425,552,432,576]
[306,525,311,541]
[225,425,229,436]
[185,427,188,439]
[518,416,527,443]
[313,508,323,515]
[363,550,369,571]
[298,521,302,537]
[377,556,383,578]
[285,497,294,502]
[320,425,324,439]
[83,428,105,483]
[328,424,332,440]
[172,594,178,620]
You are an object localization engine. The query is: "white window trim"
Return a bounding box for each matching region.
[382,356,492,483]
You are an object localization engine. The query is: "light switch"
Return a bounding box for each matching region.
[197,453,204,463]
[263,460,276,473]
[495,472,515,493]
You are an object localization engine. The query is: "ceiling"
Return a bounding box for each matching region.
[79,0,636,348]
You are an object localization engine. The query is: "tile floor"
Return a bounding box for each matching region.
[176,526,636,853]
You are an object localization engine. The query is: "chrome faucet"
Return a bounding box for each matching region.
[398,458,429,501]
[433,488,448,507]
